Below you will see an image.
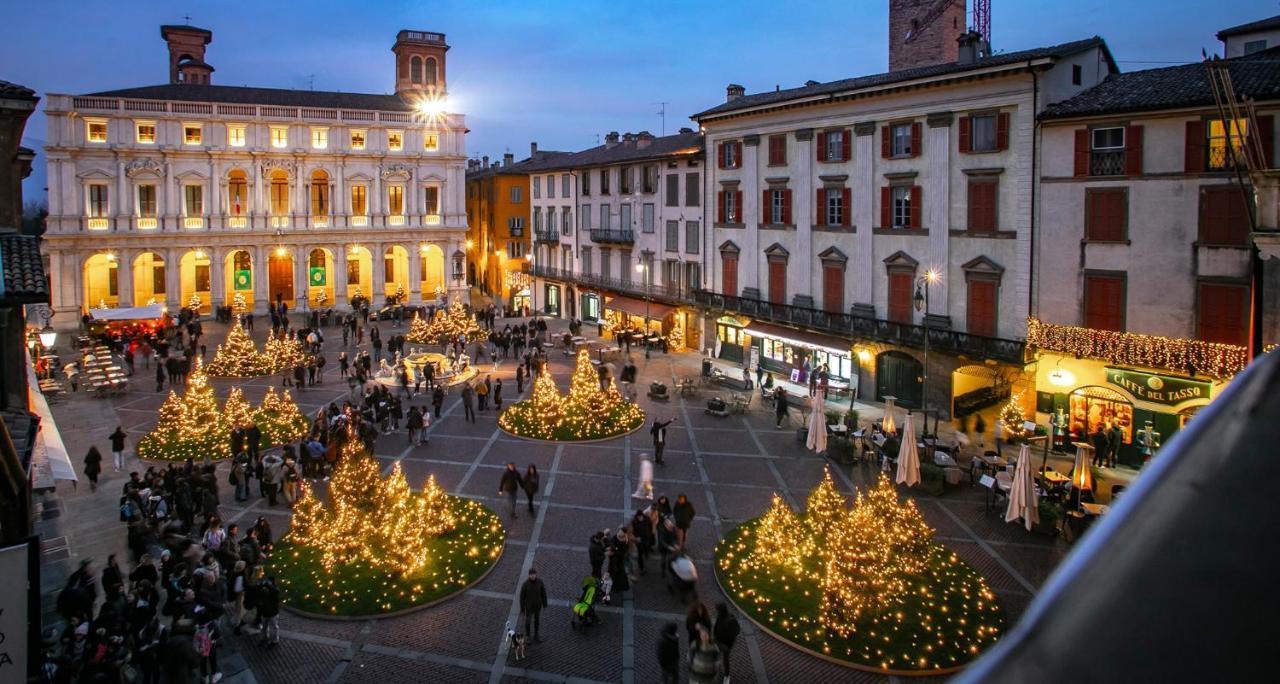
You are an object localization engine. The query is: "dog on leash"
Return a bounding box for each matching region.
[506,623,526,660]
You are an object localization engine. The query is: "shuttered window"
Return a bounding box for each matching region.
[1085,188,1128,242]
[722,254,738,296]
[887,272,913,324]
[1197,282,1249,346]
[967,280,997,337]
[768,135,786,166]
[768,260,786,304]
[1084,275,1126,332]
[1198,185,1251,245]
[967,179,997,232]
[822,266,844,314]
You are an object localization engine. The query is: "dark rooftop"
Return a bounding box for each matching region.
[0,80,38,101]
[467,150,575,179]
[1041,47,1280,120]
[693,37,1112,120]
[0,232,50,304]
[1216,14,1280,39]
[84,83,413,112]
[547,130,704,170]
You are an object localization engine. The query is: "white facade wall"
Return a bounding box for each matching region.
[43,93,470,319]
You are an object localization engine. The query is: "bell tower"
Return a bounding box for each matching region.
[160,24,214,84]
[889,0,966,71]
[392,30,449,96]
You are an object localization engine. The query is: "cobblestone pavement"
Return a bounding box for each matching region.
[40,315,1070,683]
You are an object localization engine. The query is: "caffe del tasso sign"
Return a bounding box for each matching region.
[1104,367,1212,406]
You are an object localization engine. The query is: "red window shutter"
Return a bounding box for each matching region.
[768,260,786,304]
[722,255,737,296]
[1086,189,1126,241]
[841,130,851,161]
[841,188,851,226]
[1198,283,1248,346]
[909,185,922,228]
[888,273,912,324]
[968,181,995,232]
[1085,276,1125,332]
[817,131,828,162]
[1124,125,1144,175]
[1073,130,1090,177]
[881,126,891,158]
[782,189,792,225]
[967,280,997,337]
[1185,121,1206,172]
[734,191,743,222]
[734,142,743,168]
[880,186,891,227]
[816,188,827,226]
[1201,187,1249,245]
[763,189,772,223]
[717,143,726,169]
[717,191,725,224]
[910,122,922,157]
[823,266,844,313]
[959,116,971,153]
[996,112,1010,151]
[1254,114,1274,169]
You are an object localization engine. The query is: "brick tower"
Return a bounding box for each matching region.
[160,25,214,84]
[392,30,449,96]
[888,0,967,72]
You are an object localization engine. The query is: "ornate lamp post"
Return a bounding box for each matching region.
[636,261,651,358]
[913,268,940,439]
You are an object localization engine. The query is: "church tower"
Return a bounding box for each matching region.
[888,0,967,71]
[392,30,449,96]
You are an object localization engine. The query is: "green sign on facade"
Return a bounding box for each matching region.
[234,269,252,290]
[309,266,326,287]
[1104,367,1211,406]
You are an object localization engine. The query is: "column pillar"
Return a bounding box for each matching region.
[208,247,224,310]
[925,112,953,323]
[741,135,760,296]
[794,128,815,307]
[334,245,349,309]
[374,173,384,224]
[371,242,386,306]
[115,250,133,307]
[852,122,877,314]
[408,244,423,304]
[115,157,128,231]
[294,246,308,312]
[253,245,270,314]
[253,164,264,227]
[336,163,346,227]
[407,170,418,225]
[208,158,220,231]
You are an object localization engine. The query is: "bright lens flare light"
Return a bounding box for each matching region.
[925,268,941,283]
[414,93,449,122]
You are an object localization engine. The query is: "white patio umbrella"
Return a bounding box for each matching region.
[882,396,898,435]
[1005,443,1039,531]
[806,389,829,453]
[896,414,921,487]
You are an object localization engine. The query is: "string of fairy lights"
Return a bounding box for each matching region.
[276,434,505,615]
[498,349,646,441]
[1026,317,1248,380]
[717,469,1003,672]
[998,392,1030,442]
[136,359,310,461]
[406,303,488,345]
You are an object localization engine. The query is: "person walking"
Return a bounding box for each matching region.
[773,388,789,428]
[256,574,281,647]
[462,383,477,423]
[84,446,103,490]
[522,464,540,515]
[673,494,696,549]
[714,603,741,681]
[493,378,504,412]
[657,622,681,684]
[432,385,445,419]
[518,568,548,642]
[589,530,608,580]
[261,452,283,507]
[406,405,425,446]
[516,364,525,394]
[650,417,674,465]
[974,413,987,448]
[1107,422,1123,468]
[109,426,128,472]
[687,624,722,684]
[498,462,523,519]
[476,376,490,411]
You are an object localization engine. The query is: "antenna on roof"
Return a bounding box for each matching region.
[306,74,315,91]
[595,133,601,145]
[655,102,669,136]
[183,13,192,24]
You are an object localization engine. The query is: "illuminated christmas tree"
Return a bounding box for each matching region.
[802,468,848,560]
[498,350,645,440]
[407,303,486,345]
[206,320,274,377]
[749,494,804,573]
[233,292,248,313]
[223,387,255,430]
[137,359,231,460]
[999,392,1030,443]
[253,387,310,446]
[407,312,432,343]
[289,435,457,575]
[265,333,311,373]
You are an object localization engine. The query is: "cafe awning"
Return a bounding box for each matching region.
[26,357,76,489]
[89,304,165,321]
[604,295,674,321]
[744,320,852,356]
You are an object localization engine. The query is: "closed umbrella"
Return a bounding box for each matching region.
[896,414,920,487]
[882,396,898,435]
[1005,443,1039,531]
[806,389,829,453]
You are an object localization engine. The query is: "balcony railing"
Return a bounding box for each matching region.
[351,215,369,227]
[388,215,406,226]
[227,216,248,228]
[136,217,157,230]
[534,229,560,244]
[424,213,442,226]
[1089,149,1125,176]
[532,265,696,305]
[590,229,635,244]
[183,217,204,229]
[693,290,1027,365]
[86,218,109,230]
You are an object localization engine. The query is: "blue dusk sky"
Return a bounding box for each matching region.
[4,0,1276,204]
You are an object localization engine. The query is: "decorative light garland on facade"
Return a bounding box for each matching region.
[498,349,645,441]
[1026,317,1248,380]
[716,469,1003,672]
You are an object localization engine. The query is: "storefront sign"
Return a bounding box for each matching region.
[1104,367,1211,406]
[0,542,31,675]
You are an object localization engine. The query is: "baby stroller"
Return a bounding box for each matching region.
[571,576,601,629]
[666,553,699,604]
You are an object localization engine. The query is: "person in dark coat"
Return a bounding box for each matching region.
[109,426,128,472]
[515,364,525,394]
[773,387,789,428]
[246,424,262,460]
[673,494,696,548]
[431,386,445,419]
[714,602,741,679]
[650,418,674,465]
[155,362,166,392]
[1091,424,1109,467]
[518,568,548,642]
[522,464,540,514]
[657,621,681,684]
[84,446,103,490]
[1106,422,1124,468]
[498,462,523,518]
[462,384,476,423]
[256,575,281,646]
[589,530,608,579]
[608,529,631,593]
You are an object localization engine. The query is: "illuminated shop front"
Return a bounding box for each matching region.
[743,320,856,394]
[580,292,601,322]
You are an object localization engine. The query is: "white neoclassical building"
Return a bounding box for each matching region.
[42,25,470,322]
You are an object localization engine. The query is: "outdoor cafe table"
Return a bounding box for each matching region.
[1042,470,1071,485]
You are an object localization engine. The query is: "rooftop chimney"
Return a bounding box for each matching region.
[622,132,635,144]
[956,30,990,65]
[636,131,654,149]
[160,24,214,85]
[482,155,489,168]
[503,152,514,167]
[605,131,620,148]
[678,127,693,134]
[804,80,820,87]
[726,83,745,102]
[530,141,538,158]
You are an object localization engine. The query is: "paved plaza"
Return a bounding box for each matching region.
[38,316,1070,683]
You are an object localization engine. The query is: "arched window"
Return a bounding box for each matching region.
[410,56,422,84]
[424,58,438,86]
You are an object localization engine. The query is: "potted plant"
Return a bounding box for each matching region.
[919,462,946,497]
[828,435,856,464]
[825,410,842,426]
[1034,499,1063,536]
[844,408,859,430]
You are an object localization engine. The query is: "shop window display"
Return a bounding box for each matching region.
[1069,386,1132,445]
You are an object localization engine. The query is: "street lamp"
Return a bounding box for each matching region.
[913,268,940,440]
[636,261,651,358]
[35,305,56,351]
